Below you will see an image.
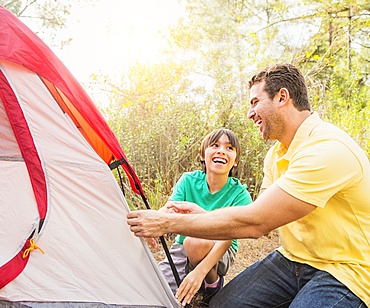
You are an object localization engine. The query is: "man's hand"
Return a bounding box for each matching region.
[126,210,168,238]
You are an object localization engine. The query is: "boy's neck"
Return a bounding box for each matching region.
[206,173,229,194]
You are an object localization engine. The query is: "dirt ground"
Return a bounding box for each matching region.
[152,230,281,307]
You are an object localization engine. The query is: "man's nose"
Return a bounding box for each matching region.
[248,107,255,119]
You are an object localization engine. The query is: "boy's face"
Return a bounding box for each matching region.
[201,134,237,176]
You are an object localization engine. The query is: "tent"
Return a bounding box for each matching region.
[0,6,179,307]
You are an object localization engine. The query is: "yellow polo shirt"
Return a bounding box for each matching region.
[262,112,370,306]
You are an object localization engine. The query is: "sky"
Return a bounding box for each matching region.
[44,0,184,84]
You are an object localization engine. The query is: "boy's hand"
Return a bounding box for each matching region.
[144,237,159,250]
[175,270,204,306]
[166,201,206,214]
[158,202,179,213]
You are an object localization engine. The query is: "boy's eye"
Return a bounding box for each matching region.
[210,143,218,147]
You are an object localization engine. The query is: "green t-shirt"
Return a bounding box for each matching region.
[169,170,252,251]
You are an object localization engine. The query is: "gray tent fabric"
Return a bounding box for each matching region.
[0,6,180,308]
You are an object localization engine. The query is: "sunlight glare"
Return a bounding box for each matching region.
[58,0,183,82]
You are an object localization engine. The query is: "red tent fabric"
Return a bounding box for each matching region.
[0,5,142,195]
[0,5,153,293]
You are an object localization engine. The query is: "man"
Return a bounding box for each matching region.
[127,64,370,307]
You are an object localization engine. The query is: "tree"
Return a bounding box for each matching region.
[1,0,71,38]
[53,0,370,205]
[1,0,96,48]
[297,0,370,154]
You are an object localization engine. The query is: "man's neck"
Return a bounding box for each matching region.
[280,110,311,148]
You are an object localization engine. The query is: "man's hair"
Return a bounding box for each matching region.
[248,63,311,111]
[199,128,241,177]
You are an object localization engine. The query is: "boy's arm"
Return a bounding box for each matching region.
[175,240,232,304]
[192,240,232,278]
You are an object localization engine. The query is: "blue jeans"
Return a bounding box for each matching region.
[210,250,365,308]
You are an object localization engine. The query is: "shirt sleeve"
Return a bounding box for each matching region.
[233,188,253,206]
[168,173,187,201]
[261,146,275,189]
[276,139,363,208]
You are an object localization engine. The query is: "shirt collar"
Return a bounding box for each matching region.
[275,112,322,160]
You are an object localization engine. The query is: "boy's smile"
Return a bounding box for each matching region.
[212,157,227,164]
[202,134,237,175]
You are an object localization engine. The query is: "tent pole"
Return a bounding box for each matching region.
[138,192,182,287]
[111,159,190,307]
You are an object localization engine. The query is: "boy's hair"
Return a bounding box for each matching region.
[248,63,311,111]
[199,128,241,177]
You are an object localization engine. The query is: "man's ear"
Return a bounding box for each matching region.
[278,88,289,104]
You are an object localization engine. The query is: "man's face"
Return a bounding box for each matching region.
[248,81,284,141]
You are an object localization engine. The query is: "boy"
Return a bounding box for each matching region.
[158,128,252,307]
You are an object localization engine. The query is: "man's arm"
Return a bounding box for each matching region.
[127,184,316,240]
[257,187,266,196]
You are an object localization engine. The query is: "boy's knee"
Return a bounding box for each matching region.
[184,237,214,258]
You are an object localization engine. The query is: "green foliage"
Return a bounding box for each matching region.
[8,0,368,207]
[297,0,370,154]
[2,0,71,30]
[92,0,370,206]
[2,0,74,48]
